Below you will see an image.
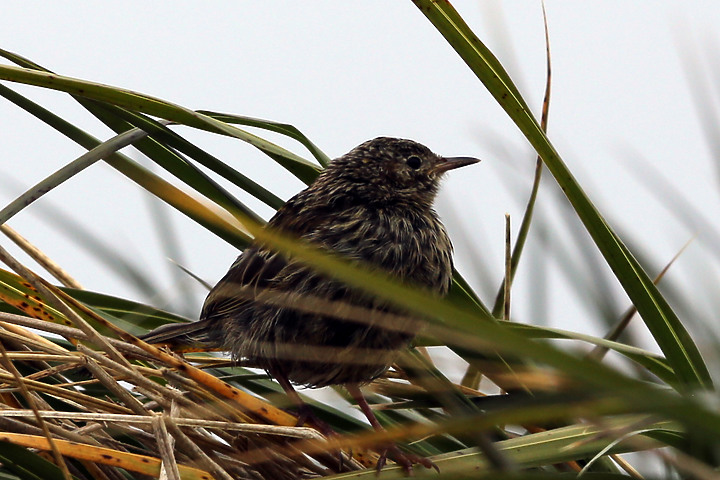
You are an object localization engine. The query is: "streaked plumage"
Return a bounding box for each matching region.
[145,137,476,379]
[142,137,479,471]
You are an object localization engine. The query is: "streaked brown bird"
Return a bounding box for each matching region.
[143,137,479,471]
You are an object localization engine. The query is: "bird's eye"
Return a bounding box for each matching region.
[406,155,422,170]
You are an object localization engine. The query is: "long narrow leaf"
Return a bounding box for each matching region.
[79,104,266,225]
[200,111,332,167]
[0,59,321,184]
[0,126,151,226]
[0,84,251,249]
[327,416,677,479]
[411,0,711,390]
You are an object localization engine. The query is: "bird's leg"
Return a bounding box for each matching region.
[270,368,336,437]
[346,384,438,474]
[270,369,351,471]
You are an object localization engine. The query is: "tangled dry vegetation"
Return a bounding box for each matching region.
[0,239,393,480]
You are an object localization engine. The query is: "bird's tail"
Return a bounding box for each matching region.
[140,319,222,353]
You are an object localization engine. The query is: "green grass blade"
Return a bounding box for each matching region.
[110,108,286,210]
[505,323,676,385]
[0,49,294,211]
[0,84,251,249]
[0,56,321,184]
[61,288,191,329]
[0,125,150,226]
[418,322,675,386]
[449,269,492,316]
[327,416,677,478]
[200,111,332,168]
[77,105,267,225]
[411,0,712,390]
[0,441,67,480]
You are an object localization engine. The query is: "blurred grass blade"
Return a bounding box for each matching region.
[420,321,675,386]
[0,125,151,226]
[400,349,512,468]
[412,0,712,390]
[448,270,492,316]
[77,106,267,225]
[620,150,720,262]
[0,187,159,299]
[328,416,677,479]
[237,214,686,401]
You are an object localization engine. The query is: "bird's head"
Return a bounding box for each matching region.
[319,137,480,207]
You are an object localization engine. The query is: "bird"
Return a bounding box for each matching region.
[142,137,479,472]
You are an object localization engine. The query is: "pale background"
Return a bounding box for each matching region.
[2,2,720,377]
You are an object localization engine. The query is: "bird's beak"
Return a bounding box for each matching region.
[433,156,481,174]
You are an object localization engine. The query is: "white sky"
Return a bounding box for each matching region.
[2,2,720,363]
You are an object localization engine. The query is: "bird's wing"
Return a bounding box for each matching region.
[200,247,288,321]
[200,190,337,321]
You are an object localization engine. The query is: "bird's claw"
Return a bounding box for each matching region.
[295,404,336,437]
[375,444,438,476]
[295,404,354,471]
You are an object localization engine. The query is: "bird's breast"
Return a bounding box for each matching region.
[316,206,453,295]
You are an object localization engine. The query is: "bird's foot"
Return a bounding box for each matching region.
[295,403,336,438]
[295,404,355,471]
[376,443,439,475]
